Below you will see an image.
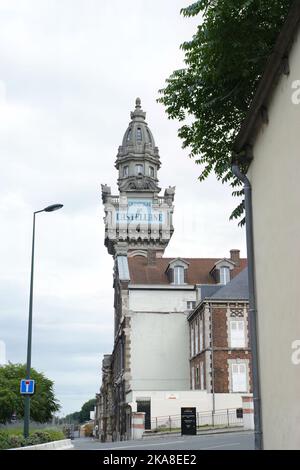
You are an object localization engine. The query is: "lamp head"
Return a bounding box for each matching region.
[44,204,64,212]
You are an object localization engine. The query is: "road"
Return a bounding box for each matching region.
[72,431,254,450]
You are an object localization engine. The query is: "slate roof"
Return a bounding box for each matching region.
[209,268,249,301]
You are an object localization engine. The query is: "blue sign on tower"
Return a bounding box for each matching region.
[20,379,35,395]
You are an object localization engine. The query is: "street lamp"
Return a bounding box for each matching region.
[23,203,63,439]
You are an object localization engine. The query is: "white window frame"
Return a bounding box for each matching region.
[220,266,230,285]
[230,319,246,348]
[187,301,196,310]
[174,266,184,285]
[231,363,247,392]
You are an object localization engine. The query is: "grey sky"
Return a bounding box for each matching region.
[0,0,246,416]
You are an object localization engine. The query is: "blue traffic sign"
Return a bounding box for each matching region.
[20,379,35,395]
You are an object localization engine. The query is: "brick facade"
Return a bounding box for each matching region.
[189,301,252,394]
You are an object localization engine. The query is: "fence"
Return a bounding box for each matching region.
[150,408,243,432]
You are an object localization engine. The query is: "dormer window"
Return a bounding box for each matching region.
[135,164,143,175]
[127,128,132,141]
[123,166,129,177]
[149,166,154,178]
[220,266,230,285]
[136,127,142,141]
[166,258,189,285]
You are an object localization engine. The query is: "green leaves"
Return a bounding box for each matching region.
[0,363,60,424]
[158,0,293,223]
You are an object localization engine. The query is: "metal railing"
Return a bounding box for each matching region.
[150,408,243,433]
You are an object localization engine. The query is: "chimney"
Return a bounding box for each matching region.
[230,249,240,266]
[147,250,157,265]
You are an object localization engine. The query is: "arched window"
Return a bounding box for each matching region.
[136,127,142,141]
[127,128,132,141]
[135,164,143,175]
[149,166,154,178]
[123,166,129,177]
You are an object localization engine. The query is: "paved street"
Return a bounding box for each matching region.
[72,431,254,451]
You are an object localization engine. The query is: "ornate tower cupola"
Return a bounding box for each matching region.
[102,98,175,257]
[116,98,161,193]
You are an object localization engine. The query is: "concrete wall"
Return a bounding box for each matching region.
[129,288,196,312]
[129,310,190,390]
[127,390,245,421]
[247,28,300,449]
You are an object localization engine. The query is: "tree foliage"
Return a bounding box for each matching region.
[0,363,60,424]
[63,398,96,424]
[158,0,293,223]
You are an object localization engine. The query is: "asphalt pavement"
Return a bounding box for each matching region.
[72,431,254,450]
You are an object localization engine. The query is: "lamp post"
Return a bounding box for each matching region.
[23,204,63,439]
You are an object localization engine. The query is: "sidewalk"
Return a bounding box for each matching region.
[142,426,245,439]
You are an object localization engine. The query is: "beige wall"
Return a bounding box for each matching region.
[247,29,300,449]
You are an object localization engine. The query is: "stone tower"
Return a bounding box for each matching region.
[102,98,175,258]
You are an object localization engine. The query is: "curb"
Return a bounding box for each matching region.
[142,427,245,439]
[10,439,74,451]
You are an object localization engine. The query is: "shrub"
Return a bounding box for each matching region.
[0,431,10,450]
[0,428,65,449]
[83,423,93,437]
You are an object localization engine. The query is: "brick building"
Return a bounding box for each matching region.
[188,269,252,396]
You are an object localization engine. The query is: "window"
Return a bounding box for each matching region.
[127,128,132,141]
[149,166,155,178]
[230,320,245,348]
[174,266,184,285]
[136,127,142,141]
[146,128,152,144]
[200,362,204,390]
[220,266,230,284]
[187,301,196,310]
[191,366,195,390]
[231,363,247,392]
[195,321,199,355]
[123,166,129,177]
[196,366,199,385]
[135,164,143,175]
[190,325,195,357]
[199,318,204,352]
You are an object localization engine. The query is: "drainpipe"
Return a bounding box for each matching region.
[232,162,263,450]
[209,303,216,424]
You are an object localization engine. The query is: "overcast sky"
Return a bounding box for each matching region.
[0,0,246,416]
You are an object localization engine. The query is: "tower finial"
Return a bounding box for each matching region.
[135,97,141,108]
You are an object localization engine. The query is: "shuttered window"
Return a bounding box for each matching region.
[230,320,245,348]
[231,363,247,392]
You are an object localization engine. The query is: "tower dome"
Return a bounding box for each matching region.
[116,98,161,193]
[121,97,156,148]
